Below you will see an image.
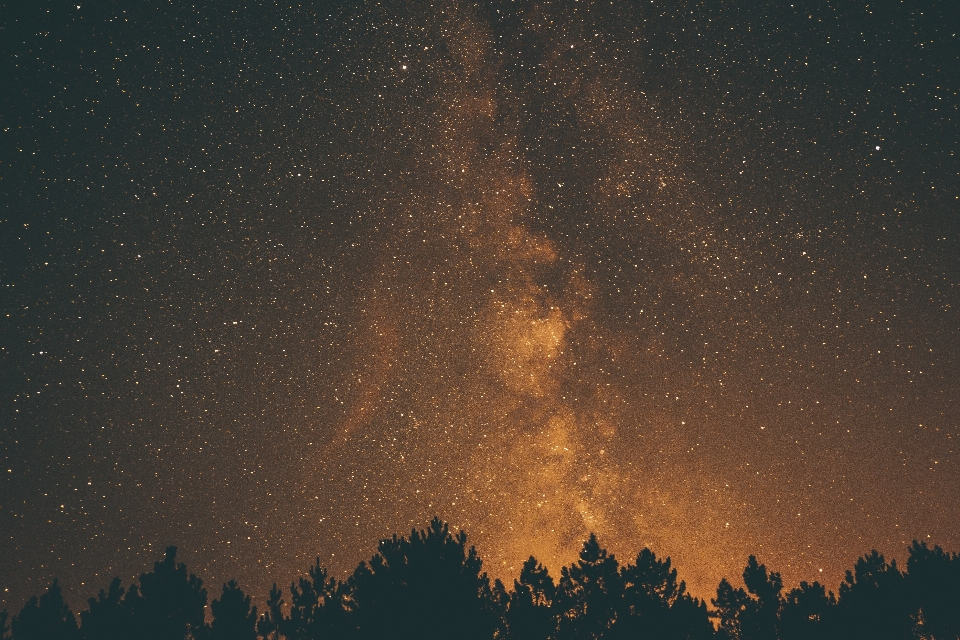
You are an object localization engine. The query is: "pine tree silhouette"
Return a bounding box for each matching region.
[506,556,556,640]
[125,546,207,640]
[208,580,257,640]
[779,580,836,640]
[556,533,621,640]
[740,556,782,640]
[908,540,960,640]
[285,559,350,639]
[711,556,785,640]
[667,589,716,640]
[349,517,498,640]
[79,577,127,640]
[485,577,510,640]
[612,547,713,640]
[17,522,960,640]
[10,579,79,640]
[836,550,915,640]
[256,583,285,640]
[713,577,751,640]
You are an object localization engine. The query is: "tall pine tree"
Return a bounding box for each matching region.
[349,517,499,640]
[10,580,79,640]
[208,580,257,640]
[506,556,556,640]
[124,546,206,640]
[556,533,621,640]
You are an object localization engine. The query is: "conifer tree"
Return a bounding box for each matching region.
[349,517,498,640]
[711,557,785,640]
[285,560,349,639]
[256,583,285,640]
[613,548,713,640]
[779,580,836,640]
[506,556,556,640]
[10,579,79,640]
[713,578,751,640]
[208,580,257,640]
[79,577,127,640]
[907,540,960,639]
[668,590,716,640]
[740,556,782,640]
[124,546,207,640]
[485,578,510,640]
[555,533,621,640]
[836,550,914,640]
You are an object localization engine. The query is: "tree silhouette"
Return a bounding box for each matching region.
[555,533,621,640]
[485,577,511,640]
[79,577,127,640]
[256,583,285,640]
[836,550,915,640]
[907,540,960,640]
[667,590,716,640]
[711,556,785,640]
[10,579,79,640]
[613,547,713,640]
[779,580,836,640]
[0,610,8,640]
[124,546,207,640]
[284,559,350,640]
[506,556,556,640]
[713,577,751,640]
[208,579,257,640]
[740,556,782,640]
[15,521,960,640]
[348,516,499,640]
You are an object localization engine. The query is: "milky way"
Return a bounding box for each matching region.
[2,0,958,611]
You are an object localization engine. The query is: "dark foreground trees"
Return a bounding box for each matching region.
[505,557,556,640]
[711,545,960,640]
[908,541,960,639]
[125,546,208,640]
[349,517,504,640]
[8,579,78,640]
[209,580,258,640]
[3,521,960,640]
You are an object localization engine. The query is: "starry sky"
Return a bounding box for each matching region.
[2,0,958,612]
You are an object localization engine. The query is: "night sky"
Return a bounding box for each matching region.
[2,0,958,613]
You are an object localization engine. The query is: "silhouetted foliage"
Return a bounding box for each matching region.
[209,580,257,640]
[555,533,622,640]
[485,577,511,640]
[348,516,499,640]
[713,577,752,640]
[668,589,716,640]
[256,583,285,640]
[506,557,556,640]
[10,579,79,640]
[779,580,836,640]
[284,559,349,640]
[836,550,914,640]
[908,541,960,640]
[15,524,960,640]
[713,557,843,640]
[614,547,714,640]
[0,610,8,640]
[124,546,207,640]
[740,556,782,640]
[79,577,127,640]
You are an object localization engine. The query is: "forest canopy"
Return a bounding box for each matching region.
[3,517,959,640]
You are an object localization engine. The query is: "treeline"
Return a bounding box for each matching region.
[3,517,959,639]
